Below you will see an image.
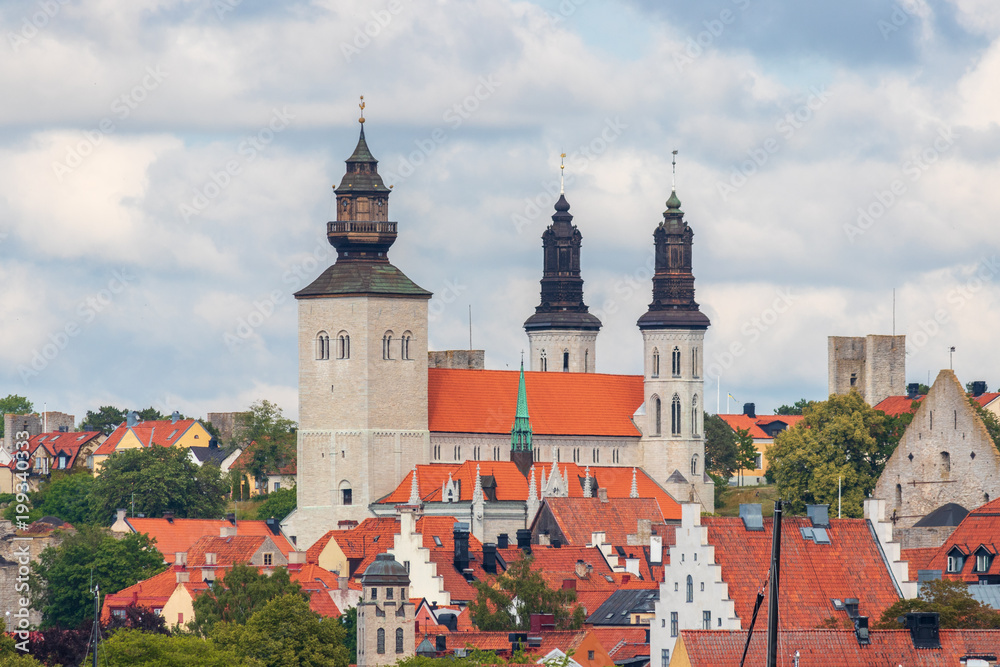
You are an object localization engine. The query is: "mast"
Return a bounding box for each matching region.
[766,500,783,667]
[92,584,100,667]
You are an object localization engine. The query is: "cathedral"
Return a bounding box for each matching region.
[282,115,714,550]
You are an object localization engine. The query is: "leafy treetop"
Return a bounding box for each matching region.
[0,394,34,439]
[704,413,738,480]
[875,579,1000,629]
[190,563,308,636]
[774,398,815,416]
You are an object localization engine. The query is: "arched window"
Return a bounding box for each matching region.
[686,575,693,603]
[382,331,394,360]
[691,454,699,476]
[339,480,353,506]
[941,451,950,478]
[377,628,385,654]
[895,484,902,507]
[396,627,404,653]
[316,332,330,360]
[540,350,547,372]
[563,349,569,372]
[585,349,589,373]
[692,347,699,378]
[337,331,350,359]
[671,394,681,435]
[672,347,681,377]
[691,395,699,436]
[653,396,662,436]
[652,348,660,378]
[401,331,413,360]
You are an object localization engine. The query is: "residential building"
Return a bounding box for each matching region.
[0,430,103,492]
[715,405,804,485]
[904,497,1000,585]
[230,439,296,495]
[90,414,215,473]
[187,440,241,474]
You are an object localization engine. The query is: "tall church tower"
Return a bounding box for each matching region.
[285,103,432,549]
[636,166,713,512]
[524,162,601,373]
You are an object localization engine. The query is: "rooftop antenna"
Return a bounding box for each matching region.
[358,95,365,124]
[559,152,566,194]
[671,149,678,191]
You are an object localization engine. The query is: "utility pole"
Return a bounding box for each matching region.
[766,500,783,667]
[92,584,100,667]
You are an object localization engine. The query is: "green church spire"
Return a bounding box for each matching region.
[510,360,533,452]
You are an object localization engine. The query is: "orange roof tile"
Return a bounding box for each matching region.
[29,431,101,468]
[589,628,648,660]
[716,414,805,440]
[539,497,668,547]
[919,497,1000,583]
[187,534,268,566]
[974,392,1000,408]
[702,516,900,629]
[873,394,925,417]
[127,517,293,564]
[93,426,129,455]
[901,547,939,574]
[101,568,176,622]
[428,368,644,437]
[677,628,1000,666]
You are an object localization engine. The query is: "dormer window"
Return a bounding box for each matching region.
[975,548,994,573]
[947,549,965,573]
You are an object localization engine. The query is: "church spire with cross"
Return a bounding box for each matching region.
[524,154,601,374]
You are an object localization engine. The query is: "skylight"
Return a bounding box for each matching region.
[433,536,443,547]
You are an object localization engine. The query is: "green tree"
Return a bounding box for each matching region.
[468,552,584,631]
[90,446,228,523]
[874,579,1000,629]
[969,396,1000,452]
[135,407,166,421]
[95,629,244,667]
[0,635,45,667]
[30,526,165,628]
[917,383,930,395]
[340,606,357,664]
[765,391,895,517]
[704,413,738,480]
[774,398,814,416]
[212,593,349,667]
[233,400,296,446]
[36,470,97,525]
[253,486,296,522]
[190,563,308,636]
[734,427,758,487]
[0,395,34,440]
[80,406,128,435]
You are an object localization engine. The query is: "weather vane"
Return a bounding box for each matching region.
[671,149,678,191]
[559,153,567,194]
[359,95,365,124]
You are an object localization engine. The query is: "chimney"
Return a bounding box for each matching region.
[622,574,630,584]
[574,559,588,578]
[288,551,306,571]
[163,511,174,523]
[220,526,237,537]
[497,533,509,549]
[265,518,280,535]
[743,403,756,418]
[854,616,870,646]
[483,543,497,574]
[538,532,550,546]
[453,522,470,571]
[530,613,555,633]
[338,576,348,591]
[907,382,920,399]
[205,553,217,565]
[902,612,941,649]
[590,531,606,547]
[624,555,640,576]
[176,570,190,583]
[174,552,187,567]
[226,512,236,525]
[598,487,609,503]
[201,568,216,583]
[972,381,987,397]
[806,505,830,528]
[126,411,138,428]
[844,598,859,619]
[651,534,663,564]
[171,411,180,424]
[516,529,532,552]
[116,508,127,523]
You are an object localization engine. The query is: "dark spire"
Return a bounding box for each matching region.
[636,186,711,330]
[523,190,601,333]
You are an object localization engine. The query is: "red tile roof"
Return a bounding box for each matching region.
[101,568,176,621]
[127,518,293,564]
[702,516,900,629]
[918,497,1000,583]
[428,368,644,437]
[716,414,805,440]
[589,628,648,660]
[873,394,925,417]
[677,628,1000,666]
[901,547,939,574]
[29,431,101,468]
[94,419,205,455]
[538,497,669,547]
[974,392,1000,408]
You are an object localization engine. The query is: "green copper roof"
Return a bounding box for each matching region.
[348,125,376,163]
[510,361,533,452]
[665,189,682,212]
[295,261,431,299]
[336,125,391,194]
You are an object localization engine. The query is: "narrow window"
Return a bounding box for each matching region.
[661,649,669,667]
[671,394,681,435]
[691,395,699,436]
[386,587,393,600]
[652,348,660,378]
[337,332,350,359]
[563,350,569,372]
[377,628,385,654]
[342,488,353,506]
[396,627,404,653]
[703,610,711,630]
[930,410,933,430]
[686,575,693,603]
[263,553,272,566]
[954,410,958,429]
[672,347,681,377]
[941,451,951,479]
[371,587,378,600]
[691,454,698,476]
[317,332,330,360]
[585,349,589,373]
[670,612,678,637]
[692,347,699,378]
[540,350,547,372]
[895,484,902,507]
[401,331,413,360]
[654,397,662,436]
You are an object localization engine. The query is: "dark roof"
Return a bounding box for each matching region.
[913,503,969,527]
[335,126,391,194]
[295,261,431,299]
[188,445,237,467]
[361,553,410,585]
[586,588,659,625]
[523,311,602,331]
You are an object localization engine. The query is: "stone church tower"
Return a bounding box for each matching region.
[285,114,432,550]
[524,177,601,373]
[636,185,713,512]
[357,553,415,667]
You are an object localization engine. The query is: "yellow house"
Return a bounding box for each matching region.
[90,417,215,475]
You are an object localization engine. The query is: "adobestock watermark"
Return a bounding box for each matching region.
[381,74,502,186]
[877,0,923,40]
[51,65,168,182]
[673,0,751,72]
[843,126,957,244]
[546,0,587,25]
[510,116,628,234]
[716,85,831,202]
[340,0,409,62]
[7,0,71,52]
[180,106,295,223]
[8,435,33,651]
[428,278,468,323]
[906,255,999,358]
[705,287,797,380]
[18,269,137,384]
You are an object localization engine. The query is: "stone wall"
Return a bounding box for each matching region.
[3,412,75,452]
[206,412,247,444]
[427,350,485,370]
[827,335,905,406]
[527,329,598,373]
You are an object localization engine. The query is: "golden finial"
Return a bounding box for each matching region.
[560,152,567,195]
[671,149,678,191]
[359,95,365,124]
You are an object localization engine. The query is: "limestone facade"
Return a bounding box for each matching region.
[357,554,415,667]
[428,432,640,469]
[639,330,713,511]
[828,334,905,406]
[2,412,74,454]
[874,369,1000,538]
[528,329,598,373]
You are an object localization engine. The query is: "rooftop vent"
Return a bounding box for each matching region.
[739,504,764,531]
[844,598,859,619]
[516,528,532,552]
[901,612,941,649]
[806,504,830,528]
[497,533,509,549]
[743,403,756,418]
[854,616,870,646]
[907,383,921,400]
[972,381,987,397]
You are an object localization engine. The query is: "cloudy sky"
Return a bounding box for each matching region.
[2,0,999,423]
